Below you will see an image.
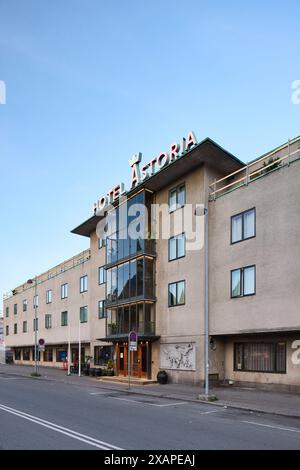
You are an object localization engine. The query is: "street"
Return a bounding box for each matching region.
[0,372,300,450]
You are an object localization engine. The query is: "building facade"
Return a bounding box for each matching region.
[3,132,300,389]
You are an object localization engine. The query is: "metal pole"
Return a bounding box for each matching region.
[204,207,209,397]
[128,341,130,390]
[67,313,71,376]
[78,316,81,377]
[34,277,38,375]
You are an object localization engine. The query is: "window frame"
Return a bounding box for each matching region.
[98,300,107,319]
[22,320,27,333]
[168,233,186,262]
[231,265,256,298]
[61,311,68,327]
[14,303,17,315]
[80,306,88,323]
[61,283,68,299]
[231,207,256,245]
[5,306,9,317]
[98,266,106,285]
[234,342,286,374]
[168,183,186,213]
[46,289,52,304]
[168,280,186,307]
[14,323,17,334]
[45,314,52,329]
[80,275,88,293]
[22,300,27,312]
[98,237,106,249]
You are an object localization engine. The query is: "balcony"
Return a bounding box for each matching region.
[106,321,155,337]
[105,301,156,340]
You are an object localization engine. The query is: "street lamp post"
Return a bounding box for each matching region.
[27,276,38,375]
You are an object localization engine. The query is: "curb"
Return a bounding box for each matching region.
[1,368,300,420]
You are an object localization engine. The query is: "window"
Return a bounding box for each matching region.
[231,208,255,244]
[98,266,106,285]
[23,348,30,360]
[80,275,88,293]
[56,348,67,362]
[98,237,106,249]
[23,300,27,312]
[46,289,52,304]
[23,321,27,333]
[5,306,9,317]
[15,349,21,360]
[61,311,68,326]
[94,346,112,365]
[80,306,88,323]
[169,184,186,212]
[44,348,53,362]
[33,318,38,331]
[168,280,185,307]
[61,283,68,299]
[234,342,286,373]
[33,295,39,308]
[231,265,256,298]
[14,303,17,315]
[169,233,186,261]
[45,314,52,329]
[14,323,17,334]
[98,300,107,319]
[6,325,9,336]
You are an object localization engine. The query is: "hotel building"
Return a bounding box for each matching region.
[3,132,300,390]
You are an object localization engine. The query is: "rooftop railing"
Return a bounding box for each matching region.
[209,136,300,200]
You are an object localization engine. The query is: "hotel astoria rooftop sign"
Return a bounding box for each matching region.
[93,131,197,215]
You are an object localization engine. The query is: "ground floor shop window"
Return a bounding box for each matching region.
[23,348,31,361]
[44,348,53,362]
[94,346,112,365]
[15,349,21,360]
[234,342,286,373]
[56,348,67,362]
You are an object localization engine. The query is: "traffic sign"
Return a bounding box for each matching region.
[38,338,45,352]
[129,331,137,351]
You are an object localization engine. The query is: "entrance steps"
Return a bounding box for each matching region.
[97,376,157,386]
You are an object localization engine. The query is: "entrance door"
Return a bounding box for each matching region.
[116,342,151,379]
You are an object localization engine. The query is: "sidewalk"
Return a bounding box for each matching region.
[1,363,300,418]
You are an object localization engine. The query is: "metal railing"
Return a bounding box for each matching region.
[209,136,300,200]
[106,321,155,337]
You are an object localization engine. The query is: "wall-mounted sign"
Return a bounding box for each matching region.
[93,131,197,214]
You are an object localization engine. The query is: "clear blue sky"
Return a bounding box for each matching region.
[0,0,299,302]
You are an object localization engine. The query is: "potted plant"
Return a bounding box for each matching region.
[157,370,168,384]
[107,359,114,376]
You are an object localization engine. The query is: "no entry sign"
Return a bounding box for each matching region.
[129,331,137,351]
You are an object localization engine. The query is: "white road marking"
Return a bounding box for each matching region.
[109,396,187,407]
[199,410,220,415]
[89,392,107,395]
[243,421,300,434]
[0,403,123,450]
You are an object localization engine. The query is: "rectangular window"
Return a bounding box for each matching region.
[169,233,186,261]
[44,348,53,362]
[231,266,256,298]
[169,184,186,212]
[14,323,17,334]
[94,346,112,366]
[98,266,106,285]
[15,349,21,360]
[80,306,88,323]
[45,314,52,329]
[234,342,286,373]
[33,318,38,331]
[168,280,185,307]
[56,348,67,362]
[98,237,106,249]
[80,275,88,293]
[23,348,30,361]
[6,325,9,336]
[33,295,39,308]
[14,303,17,315]
[46,289,52,304]
[61,311,68,327]
[5,306,9,317]
[98,300,107,319]
[61,283,68,299]
[23,300,27,312]
[23,321,27,333]
[231,208,255,243]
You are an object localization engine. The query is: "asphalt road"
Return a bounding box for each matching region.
[0,372,300,450]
